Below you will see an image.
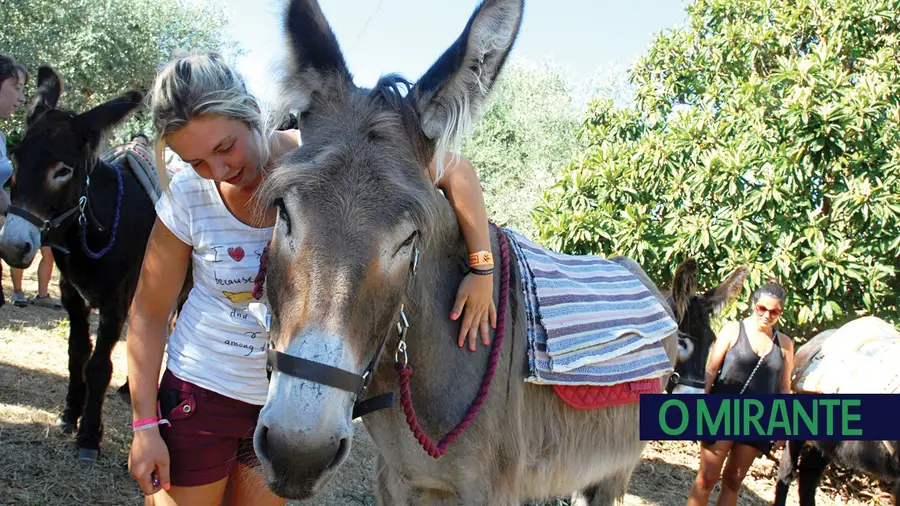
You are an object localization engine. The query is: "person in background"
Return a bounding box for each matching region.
[1,52,61,310]
[131,132,151,146]
[687,281,795,506]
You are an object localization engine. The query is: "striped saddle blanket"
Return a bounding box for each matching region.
[505,229,676,405]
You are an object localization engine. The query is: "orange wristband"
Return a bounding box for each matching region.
[468,251,494,268]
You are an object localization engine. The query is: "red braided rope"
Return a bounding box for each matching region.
[252,241,270,300]
[396,223,511,458]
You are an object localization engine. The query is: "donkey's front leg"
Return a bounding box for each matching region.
[58,275,91,435]
[774,440,804,506]
[797,444,831,506]
[75,301,124,462]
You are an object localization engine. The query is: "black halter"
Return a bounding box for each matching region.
[6,199,82,254]
[5,170,107,255]
[265,246,420,420]
[667,372,706,390]
[265,322,398,420]
[667,331,707,391]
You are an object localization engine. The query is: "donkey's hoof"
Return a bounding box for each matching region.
[78,447,100,463]
[55,415,77,435]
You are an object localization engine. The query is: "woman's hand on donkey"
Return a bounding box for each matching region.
[451,272,497,351]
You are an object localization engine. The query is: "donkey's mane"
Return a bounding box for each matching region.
[369,74,413,116]
[257,74,449,247]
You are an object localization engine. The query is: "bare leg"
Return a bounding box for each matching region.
[715,443,760,506]
[687,441,732,506]
[145,477,227,506]
[11,266,23,292]
[37,246,53,297]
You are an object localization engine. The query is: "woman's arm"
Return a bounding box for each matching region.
[268,129,301,163]
[430,153,492,267]
[126,218,191,493]
[127,219,192,422]
[705,322,740,393]
[779,332,796,394]
[428,152,496,351]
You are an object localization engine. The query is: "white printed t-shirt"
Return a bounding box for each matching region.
[155,168,272,405]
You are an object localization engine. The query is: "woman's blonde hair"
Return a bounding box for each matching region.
[148,52,268,189]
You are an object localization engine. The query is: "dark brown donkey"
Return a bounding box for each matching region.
[0,67,185,461]
[665,259,749,394]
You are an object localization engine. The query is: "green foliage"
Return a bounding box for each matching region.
[535,0,900,339]
[462,59,585,238]
[0,0,235,145]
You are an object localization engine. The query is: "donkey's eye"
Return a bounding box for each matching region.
[274,198,292,234]
[395,230,418,255]
[52,163,73,179]
[274,198,288,218]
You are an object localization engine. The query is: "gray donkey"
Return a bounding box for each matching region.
[252,0,679,504]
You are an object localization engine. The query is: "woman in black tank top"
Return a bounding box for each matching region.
[687,282,796,506]
[709,320,784,395]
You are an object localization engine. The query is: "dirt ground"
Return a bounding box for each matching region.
[0,264,894,505]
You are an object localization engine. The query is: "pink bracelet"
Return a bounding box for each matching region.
[132,416,170,432]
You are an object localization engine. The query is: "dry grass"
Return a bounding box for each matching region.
[1,266,139,505]
[0,265,893,505]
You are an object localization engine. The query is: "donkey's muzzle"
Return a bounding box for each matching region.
[254,422,350,499]
[0,213,40,268]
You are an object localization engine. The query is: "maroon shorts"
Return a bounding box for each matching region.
[157,369,262,487]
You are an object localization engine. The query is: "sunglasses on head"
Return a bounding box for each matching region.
[755,304,782,317]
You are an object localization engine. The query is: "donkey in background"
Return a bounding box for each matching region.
[774,327,900,506]
[0,66,186,461]
[665,259,749,393]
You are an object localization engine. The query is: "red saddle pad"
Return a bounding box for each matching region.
[553,377,661,410]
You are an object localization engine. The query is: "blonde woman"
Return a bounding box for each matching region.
[126,52,496,505]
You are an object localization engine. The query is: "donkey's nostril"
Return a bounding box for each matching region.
[22,242,32,256]
[326,438,350,471]
[256,424,271,461]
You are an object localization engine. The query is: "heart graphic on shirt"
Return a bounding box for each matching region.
[227,247,245,262]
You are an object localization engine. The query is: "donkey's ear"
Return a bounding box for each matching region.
[411,0,524,147]
[74,91,143,146]
[670,259,698,322]
[28,66,63,124]
[703,265,749,315]
[281,0,353,115]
